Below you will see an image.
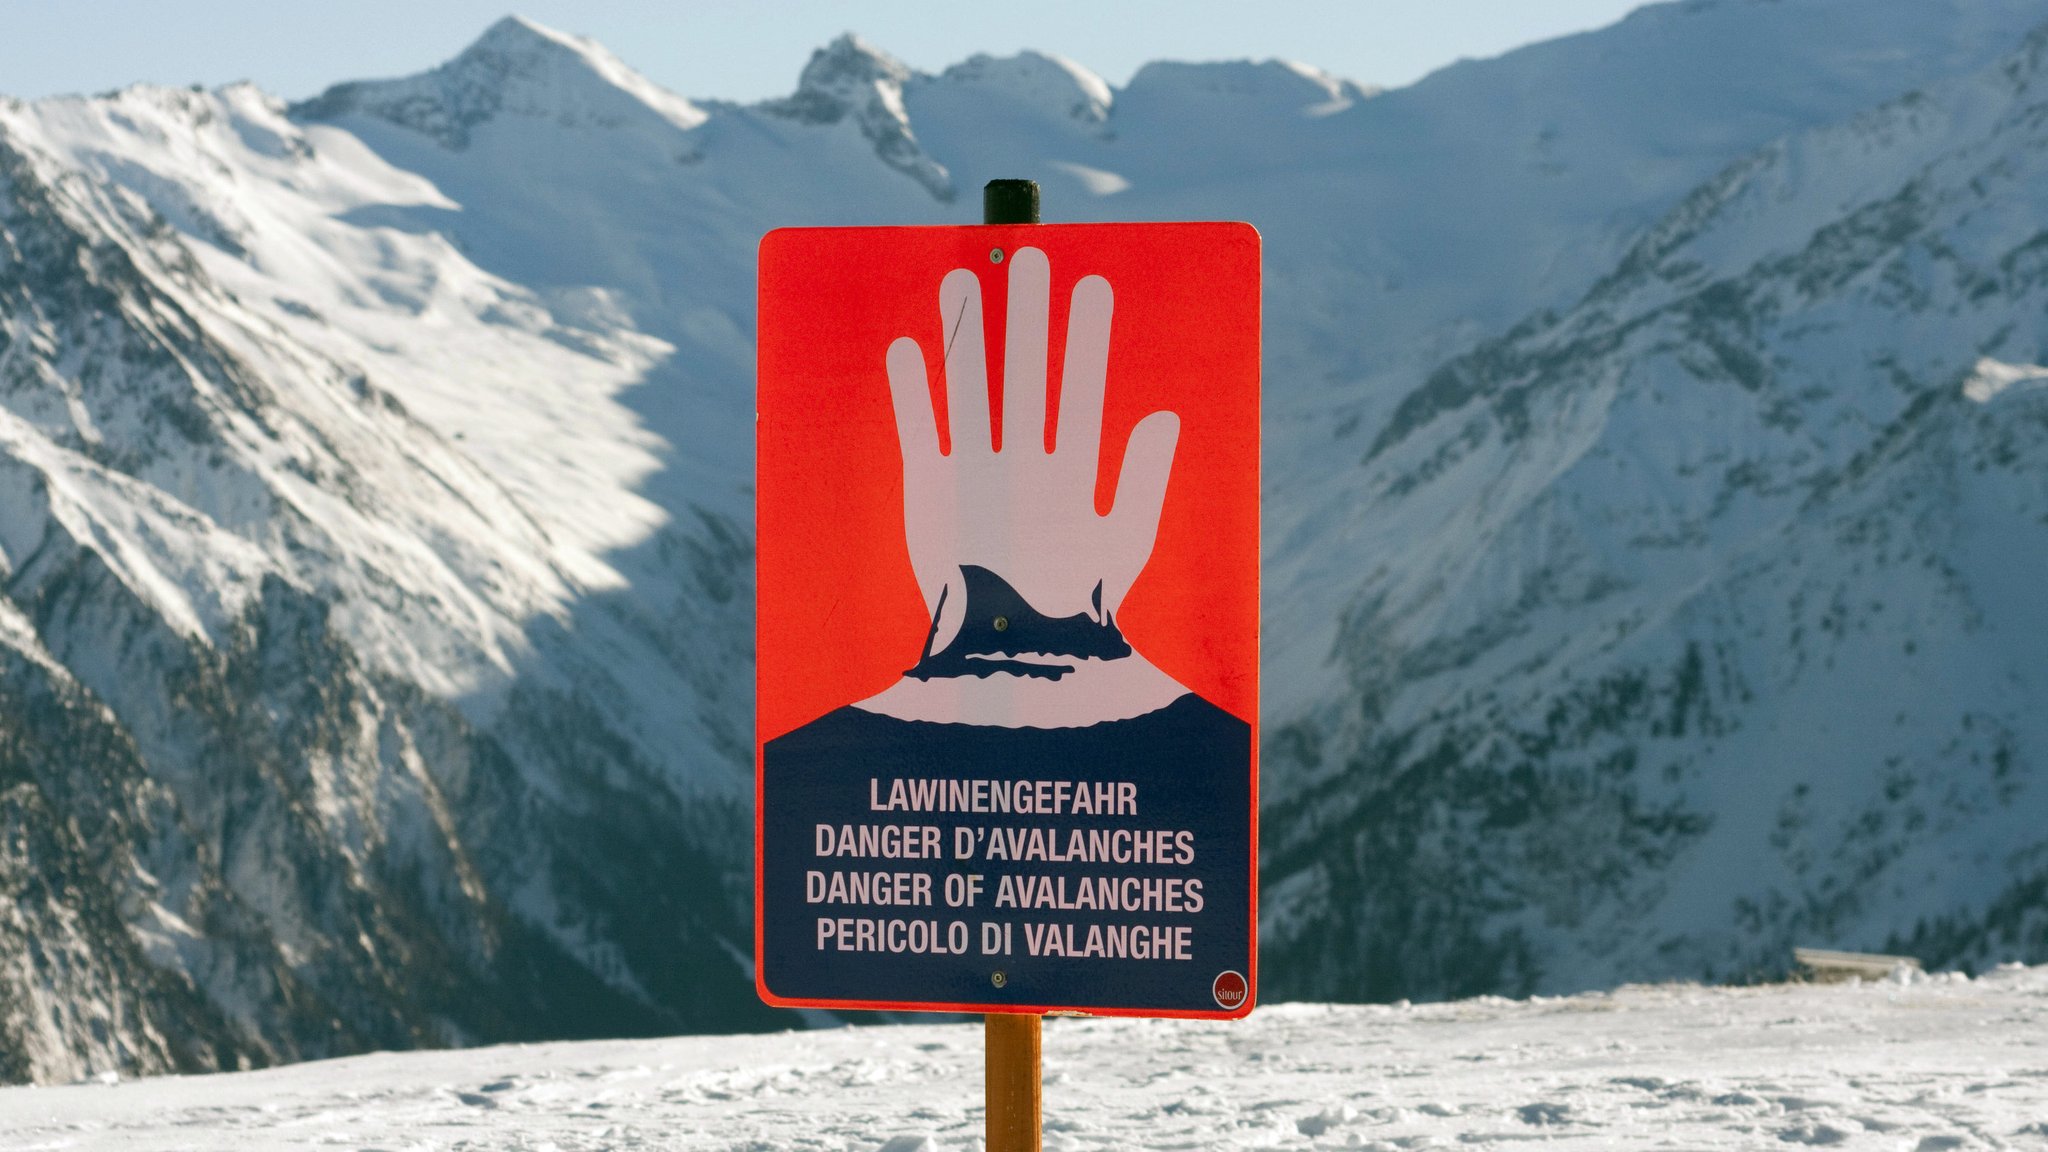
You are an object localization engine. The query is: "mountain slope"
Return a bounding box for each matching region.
[0,72,769,1080]
[1259,21,2048,1001]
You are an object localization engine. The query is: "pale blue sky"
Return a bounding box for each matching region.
[0,1,1648,104]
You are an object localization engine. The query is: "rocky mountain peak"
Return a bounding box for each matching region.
[789,33,916,109]
[289,14,706,148]
[761,33,953,201]
[471,13,576,53]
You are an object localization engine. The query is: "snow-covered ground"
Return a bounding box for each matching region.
[2,966,2041,1151]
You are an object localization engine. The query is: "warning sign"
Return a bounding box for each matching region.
[756,222,1259,1018]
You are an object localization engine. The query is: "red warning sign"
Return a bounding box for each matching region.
[756,222,1260,1018]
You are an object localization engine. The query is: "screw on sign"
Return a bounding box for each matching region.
[756,179,1260,1152]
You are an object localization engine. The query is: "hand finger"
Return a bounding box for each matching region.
[1055,274,1113,472]
[1105,410,1180,608]
[885,336,941,470]
[1002,247,1050,453]
[939,267,991,456]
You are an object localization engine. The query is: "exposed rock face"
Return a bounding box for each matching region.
[762,34,953,200]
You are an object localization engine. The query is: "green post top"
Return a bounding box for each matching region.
[983,179,1040,225]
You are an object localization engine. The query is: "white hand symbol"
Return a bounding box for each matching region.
[884,246,1181,656]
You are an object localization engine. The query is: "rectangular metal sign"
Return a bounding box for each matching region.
[756,222,1260,1018]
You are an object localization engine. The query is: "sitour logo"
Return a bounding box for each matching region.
[1212,970,1247,1010]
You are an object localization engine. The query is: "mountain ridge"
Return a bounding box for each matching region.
[291,15,709,149]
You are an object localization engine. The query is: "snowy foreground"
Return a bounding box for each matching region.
[2,967,2043,1151]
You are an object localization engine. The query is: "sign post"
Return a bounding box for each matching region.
[981,179,1046,1152]
[985,1008,1041,1151]
[756,179,1260,1152]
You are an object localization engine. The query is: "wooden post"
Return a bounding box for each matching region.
[985,1012,1042,1152]
[981,177,1043,1152]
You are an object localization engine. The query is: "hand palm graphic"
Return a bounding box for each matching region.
[884,247,1181,656]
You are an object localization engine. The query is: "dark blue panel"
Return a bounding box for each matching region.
[760,694,1253,1013]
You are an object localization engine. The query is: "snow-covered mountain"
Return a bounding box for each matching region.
[1262,20,2048,1001]
[0,0,2044,1081]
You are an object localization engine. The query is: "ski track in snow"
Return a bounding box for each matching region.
[1,966,2042,1151]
